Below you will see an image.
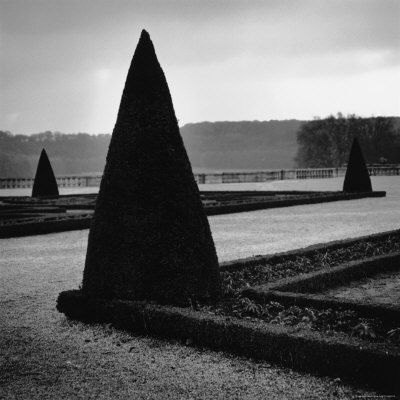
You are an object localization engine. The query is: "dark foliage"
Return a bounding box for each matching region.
[220,231,400,292]
[203,296,394,343]
[31,149,59,197]
[181,120,301,170]
[82,30,221,305]
[0,121,300,176]
[57,289,400,394]
[0,130,110,177]
[296,113,400,167]
[0,121,302,177]
[343,137,372,192]
[2,116,399,177]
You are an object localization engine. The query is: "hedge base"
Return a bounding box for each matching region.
[57,290,400,394]
[243,252,400,325]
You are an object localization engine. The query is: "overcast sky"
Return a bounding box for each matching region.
[1,0,399,134]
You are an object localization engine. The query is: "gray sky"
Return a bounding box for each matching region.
[1,0,399,134]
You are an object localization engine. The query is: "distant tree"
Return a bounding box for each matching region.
[295,118,334,167]
[0,131,34,177]
[0,131,111,177]
[1,115,399,176]
[296,114,400,168]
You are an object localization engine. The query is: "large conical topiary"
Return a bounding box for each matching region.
[343,137,372,193]
[32,148,59,197]
[82,30,221,305]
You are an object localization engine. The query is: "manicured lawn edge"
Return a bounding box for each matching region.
[57,289,400,393]
[220,228,400,272]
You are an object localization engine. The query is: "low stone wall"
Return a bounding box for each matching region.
[1,166,399,188]
[196,168,342,184]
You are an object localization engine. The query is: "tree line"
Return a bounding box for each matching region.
[0,121,302,177]
[0,131,110,177]
[295,114,400,168]
[1,116,399,177]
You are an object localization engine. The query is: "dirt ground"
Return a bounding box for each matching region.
[0,231,379,399]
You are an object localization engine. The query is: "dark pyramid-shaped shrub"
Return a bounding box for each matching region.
[82,30,221,305]
[343,137,372,193]
[31,148,59,197]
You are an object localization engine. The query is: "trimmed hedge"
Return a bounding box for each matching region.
[265,252,400,293]
[82,30,221,305]
[242,252,400,325]
[0,215,92,238]
[205,191,385,216]
[201,190,326,196]
[220,228,400,272]
[252,290,400,326]
[32,148,59,197]
[57,289,400,393]
[0,206,66,214]
[1,191,386,238]
[343,138,373,193]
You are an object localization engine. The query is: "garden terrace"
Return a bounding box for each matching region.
[1,227,381,399]
[58,228,400,393]
[0,189,386,238]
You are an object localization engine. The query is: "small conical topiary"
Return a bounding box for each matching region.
[343,137,372,193]
[82,30,221,305]
[32,148,59,197]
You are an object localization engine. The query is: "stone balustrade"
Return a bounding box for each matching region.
[1,166,399,189]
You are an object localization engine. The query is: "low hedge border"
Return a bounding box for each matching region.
[256,252,400,293]
[251,290,400,326]
[0,191,386,238]
[242,252,400,325]
[0,213,62,220]
[57,289,400,394]
[200,190,325,196]
[58,204,95,210]
[0,206,66,214]
[220,228,400,272]
[205,191,386,216]
[0,215,93,238]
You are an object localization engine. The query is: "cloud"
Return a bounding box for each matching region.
[1,0,399,133]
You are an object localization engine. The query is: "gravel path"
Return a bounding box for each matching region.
[324,270,400,305]
[208,176,400,260]
[3,177,400,262]
[2,176,397,398]
[1,232,378,399]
